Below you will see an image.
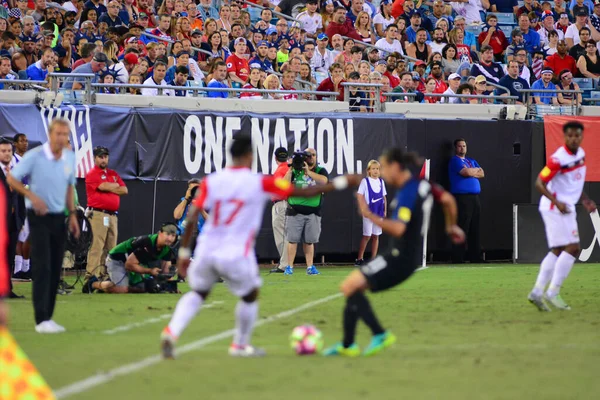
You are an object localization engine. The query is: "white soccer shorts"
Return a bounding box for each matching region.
[188,253,262,297]
[362,217,383,236]
[540,209,580,249]
[18,218,29,242]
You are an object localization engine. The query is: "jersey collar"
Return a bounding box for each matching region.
[563,144,576,155]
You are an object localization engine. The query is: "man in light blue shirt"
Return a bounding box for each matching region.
[207,61,230,98]
[7,118,80,334]
[531,69,559,104]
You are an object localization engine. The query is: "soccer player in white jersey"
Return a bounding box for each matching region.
[528,121,597,311]
[160,136,361,358]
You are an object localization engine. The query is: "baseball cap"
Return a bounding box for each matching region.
[93,53,109,63]
[160,223,178,236]
[576,8,589,17]
[268,42,278,49]
[431,60,443,68]
[266,27,277,35]
[257,40,269,47]
[595,0,600,6]
[474,75,486,84]
[376,60,387,66]
[93,146,109,157]
[125,37,139,44]
[409,10,421,18]
[43,30,56,38]
[191,28,202,36]
[234,37,247,46]
[274,147,288,162]
[124,53,139,65]
[541,11,553,21]
[448,73,461,80]
[139,12,149,19]
[348,71,361,80]
[381,0,392,4]
[306,0,318,3]
[414,60,426,67]
[176,50,190,57]
[20,35,38,43]
[317,33,328,41]
[412,72,421,81]
[65,11,77,18]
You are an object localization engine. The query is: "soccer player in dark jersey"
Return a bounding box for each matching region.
[324,148,465,357]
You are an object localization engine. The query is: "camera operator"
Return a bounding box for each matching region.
[82,223,177,294]
[173,179,208,250]
[283,148,329,276]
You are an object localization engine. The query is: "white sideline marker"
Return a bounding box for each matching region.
[417,159,431,272]
[54,293,343,399]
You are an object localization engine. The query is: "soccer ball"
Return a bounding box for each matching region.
[289,325,323,355]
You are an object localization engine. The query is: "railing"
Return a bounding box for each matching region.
[384,91,519,105]
[0,79,48,91]
[517,88,583,119]
[51,72,95,104]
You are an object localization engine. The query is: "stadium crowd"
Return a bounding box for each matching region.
[0,0,596,107]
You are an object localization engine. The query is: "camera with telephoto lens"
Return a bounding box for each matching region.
[291,151,309,171]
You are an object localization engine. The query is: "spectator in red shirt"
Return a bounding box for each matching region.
[84,146,128,282]
[383,53,401,88]
[429,60,448,93]
[149,14,173,44]
[544,39,578,78]
[280,70,299,100]
[325,6,362,41]
[226,37,250,87]
[270,147,290,274]
[317,62,346,100]
[478,14,509,62]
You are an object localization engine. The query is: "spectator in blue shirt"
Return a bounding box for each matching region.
[448,138,485,264]
[406,11,432,44]
[495,60,531,103]
[167,65,192,97]
[26,48,54,81]
[516,13,542,54]
[491,0,519,13]
[570,0,594,14]
[531,69,559,104]
[207,61,229,98]
[84,0,107,17]
[197,0,219,21]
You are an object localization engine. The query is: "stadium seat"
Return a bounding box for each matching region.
[249,7,261,24]
[495,13,516,25]
[314,71,328,86]
[465,24,483,36]
[498,24,517,37]
[573,77,594,98]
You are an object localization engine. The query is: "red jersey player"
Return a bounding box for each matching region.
[528,121,596,311]
[160,135,361,358]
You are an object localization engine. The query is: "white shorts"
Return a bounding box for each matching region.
[540,210,579,249]
[187,253,262,297]
[362,217,382,236]
[18,218,29,242]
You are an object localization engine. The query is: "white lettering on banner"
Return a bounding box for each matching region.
[182,115,358,175]
[579,210,600,262]
[40,105,94,178]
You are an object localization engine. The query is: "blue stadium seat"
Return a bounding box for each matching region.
[465,24,483,36]
[249,8,261,24]
[573,77,594,99]
[498,24,517,36]
[494,13,516,25]
[589,90,600,99]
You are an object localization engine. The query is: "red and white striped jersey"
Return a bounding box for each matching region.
[192,167,293,258]
[539,145,586,212]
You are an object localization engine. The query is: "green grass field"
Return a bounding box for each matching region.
[6,264,600,400]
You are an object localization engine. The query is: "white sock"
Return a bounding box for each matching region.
[168,291,203,338]
[531,252,558,297]
[233,301,258,347]
[546,252,576,298]
[22,259,30,273]
[14,255,23,274]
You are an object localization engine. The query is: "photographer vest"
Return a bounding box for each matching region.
[287,167,326,215]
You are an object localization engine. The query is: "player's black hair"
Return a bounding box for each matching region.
[563,121,584,133]
[230,135,253,158]
[13,133,26,143]
[382,148,419,170]
[0,137,13,147]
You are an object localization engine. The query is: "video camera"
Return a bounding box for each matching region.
[290,150,310,171]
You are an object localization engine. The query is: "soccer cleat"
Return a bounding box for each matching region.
[363,331,396,356]
[35,321,65,334]
[306,265,320,275]
[544,293,571,310]
[528,293,551,312]
[354,259,364,267]
[160,327,177,359]
[82,276,98,294]
[322,342,361,357]
[284,266,293,275]
[228,344,266,357]
[269,267,285,274]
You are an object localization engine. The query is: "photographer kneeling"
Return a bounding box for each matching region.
[284,148,329,275]
[82,224,178,294]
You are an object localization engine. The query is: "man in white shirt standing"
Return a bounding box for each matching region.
[141,61,175,96]
[375,24,404,59]
[451,0,490,25]
[295,0,322,40]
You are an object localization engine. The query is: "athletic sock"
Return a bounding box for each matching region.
[546,252,576,298]
[233,300,258,347]
[531,252,558,297]
[14,255,23,274]
[22,259,30,273]
[168,291,204,338]
[353,292,385,336]
[342,295,360,348]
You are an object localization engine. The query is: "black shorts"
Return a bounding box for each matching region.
[359,251,418,293]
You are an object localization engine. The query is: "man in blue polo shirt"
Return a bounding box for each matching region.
[448,138,485,264]
[516,13,541,54]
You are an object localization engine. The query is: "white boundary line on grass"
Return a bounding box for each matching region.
[102,301,225,335]
[54,293,343,399]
